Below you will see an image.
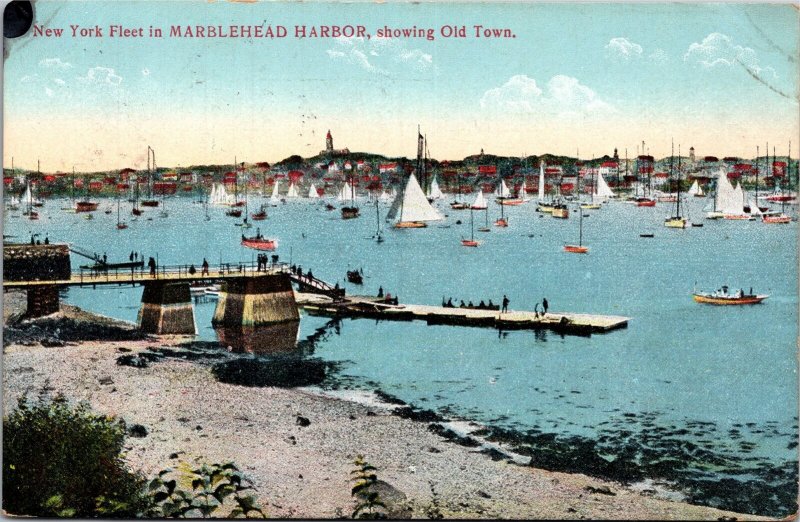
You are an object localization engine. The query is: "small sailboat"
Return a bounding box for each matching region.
[495,196,509,227]
[687,180,705,197]
[664,143,688,229]
[450,169,469,210]
[116,196,128,229]
[251,203,268,221]
[141,146,160,207]
[374,199,384,243]
[536,164,556,213]
[307,183,320,199]
[427,174,444,202]
[564,206,588,253]
[471,189,488,210]
[341,176,359,219]
[477,206,491,232]
[286,181,299,199]
[461,208,480,247]
[270,179,281,204]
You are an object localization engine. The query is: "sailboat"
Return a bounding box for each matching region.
[116,196,128,229]
[664,143,688,228]
[564,206,588,253]
[687,180,705,197]
[471,189,488,210]
[286,181,299,199]
[536,164,556,213]
[495,196,509,227]
[387,172,443,228]
[341,175,359,219]
[307,183,320,199]
[141,146,159,207]
[23,178,40,220]
[461,208,480,247]
[373,199,384,243]
[450,168,469,210]
[579,166,601,210]
[427,174,444,202]
[494,178,512,203]
[762,145,791,223]
[270,179,281,204]
[477,205,491,232]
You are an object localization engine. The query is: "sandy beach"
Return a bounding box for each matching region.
[2,295,771,520]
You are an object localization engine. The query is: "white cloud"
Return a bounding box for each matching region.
[44,87,54,97]
[39,58,73,69]
[79,66,123,86]
[20,75,37,83]
[53,78,66,86]
[326,36,432,75]
[480,75,543,112]
[684,33,767,73]
[480,74,613,117]
[397,48,432,69]
[649,48,669,63]
[605,37,643,61]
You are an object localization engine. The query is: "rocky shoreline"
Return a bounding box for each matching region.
[1,297,771,519]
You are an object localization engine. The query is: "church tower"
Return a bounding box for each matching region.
[326,130,333,153]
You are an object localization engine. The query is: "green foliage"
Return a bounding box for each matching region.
[350,455,387,519]
[2,395,148,517]
[146,461,266,518]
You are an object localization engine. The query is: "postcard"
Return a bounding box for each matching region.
[2,1,798,519]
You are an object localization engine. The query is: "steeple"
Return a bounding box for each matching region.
[326,130,333,153]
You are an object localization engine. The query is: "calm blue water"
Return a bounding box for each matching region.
[5,195,798,515]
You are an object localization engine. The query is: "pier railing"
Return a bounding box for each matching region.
[71,260,291,286]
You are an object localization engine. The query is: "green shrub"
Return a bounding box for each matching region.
[350,455,386,519]
[2,395,148,517]
[146,461,266,518]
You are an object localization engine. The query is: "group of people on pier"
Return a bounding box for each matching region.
[442,297,501,311]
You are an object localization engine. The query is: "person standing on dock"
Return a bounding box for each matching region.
[202,258,209,276]
[148,257,156,277]
[502,295,509,313]
[542,297,549,315]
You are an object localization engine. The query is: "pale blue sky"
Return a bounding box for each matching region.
[4,1,798,171]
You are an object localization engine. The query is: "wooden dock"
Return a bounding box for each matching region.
[294,293,630,336]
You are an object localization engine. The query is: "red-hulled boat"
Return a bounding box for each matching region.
[241,229,277,251]
[226,208,242,218]
[762,214,791,224]
[635,197,656,207]
[251,210,267,221]
[141,200,159,207]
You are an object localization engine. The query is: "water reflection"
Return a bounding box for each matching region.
[215,321,300,354]
[214,317,342,355]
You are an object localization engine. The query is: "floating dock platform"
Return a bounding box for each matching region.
[294,293,630,336]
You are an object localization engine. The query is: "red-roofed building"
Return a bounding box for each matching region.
[478,165,497,175]
[379,163,399,174]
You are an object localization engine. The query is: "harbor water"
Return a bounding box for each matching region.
[5,194,797,516]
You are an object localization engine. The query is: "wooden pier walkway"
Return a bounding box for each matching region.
[295,293,630,335]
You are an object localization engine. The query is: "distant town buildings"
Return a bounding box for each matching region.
[320,130,350,157]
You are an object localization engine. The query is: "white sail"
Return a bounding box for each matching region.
[287,182,299,198]
[687,180,700,197]
[749,197,762,216]
[387,173,443,223]
[494,179,511,198]
[428,175,444,199]
[537,164,545,200]
[336,184,347,202]
[270,180,281,201]
[22,181,35,206]
[518,182,531,202]
[379,189,391,202]
[595,172,615,199]
[471,189,488,210]
[209,183,234,206]
[715,170,745,215]
[307,183,319,198]
[696,184,705,197]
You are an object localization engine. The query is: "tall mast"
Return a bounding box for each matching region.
[676,143,681,217]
